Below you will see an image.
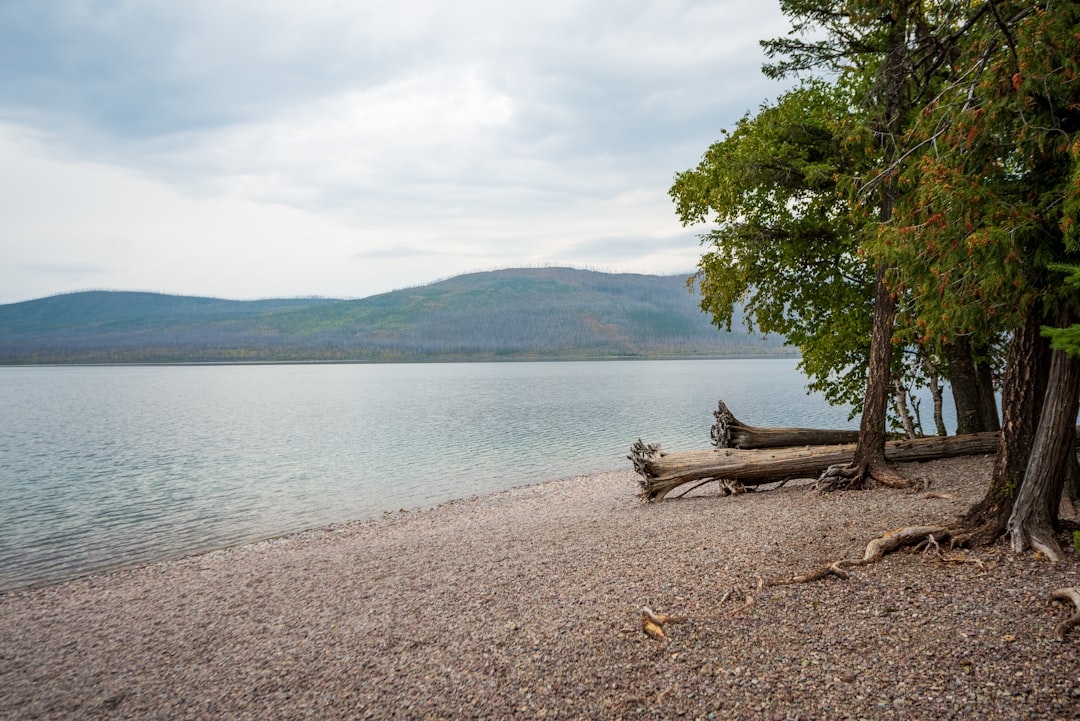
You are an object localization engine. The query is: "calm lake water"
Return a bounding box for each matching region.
[0,359,953,591]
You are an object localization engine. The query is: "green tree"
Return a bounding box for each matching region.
[872,2,1080,555]
[671,81,875,410]
[678,0,1004,447]
[1044,264,1080,357]
[755,0,993,485]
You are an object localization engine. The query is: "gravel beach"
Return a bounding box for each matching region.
[2,454,1078,720]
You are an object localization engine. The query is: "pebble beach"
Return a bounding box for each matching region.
[2,455,1078,720]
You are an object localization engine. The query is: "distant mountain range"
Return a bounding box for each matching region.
[0,268,791,364]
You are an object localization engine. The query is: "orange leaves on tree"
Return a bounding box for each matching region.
[966,125,980,147]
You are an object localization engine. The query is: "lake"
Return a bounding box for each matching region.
[0,359,954,592]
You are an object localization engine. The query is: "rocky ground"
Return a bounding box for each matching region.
[1,454,1078,720]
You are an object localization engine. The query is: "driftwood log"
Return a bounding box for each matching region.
[631,432,1001,501]
[712,400,860,449]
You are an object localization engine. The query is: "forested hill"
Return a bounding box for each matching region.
[0,268,790,364]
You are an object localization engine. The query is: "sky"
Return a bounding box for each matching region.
[0,1,794,304]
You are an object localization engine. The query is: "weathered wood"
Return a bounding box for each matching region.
[1051,587,1080,640]
[711,400,859,449]
[631,432,1001,502]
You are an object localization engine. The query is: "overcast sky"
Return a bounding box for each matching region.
[0,1,793,304]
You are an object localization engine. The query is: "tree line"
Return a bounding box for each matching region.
[671,1,1079,559]
[0,271,789,363]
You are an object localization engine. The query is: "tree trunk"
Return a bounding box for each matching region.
[947,336,992,434]
[631,432,1001,502]
[924,353,948,436]
[975,349,1001,432]
[920,347,946,433]
[1067,438,1080,505]
[711,400,859,449]
[959,313,1050,544]
[819,263,899,489]
[1006,337,1080,560]
[893,377,917,438]
[831,5,910,489]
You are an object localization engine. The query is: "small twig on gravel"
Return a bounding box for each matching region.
[725,576,765,616]
[765,560,850,587]
[640,607,685,641]
[726,593,756,617]
[641,612,666,641]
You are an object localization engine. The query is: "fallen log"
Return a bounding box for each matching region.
[631,432,1001,502]
[711,400,860,449]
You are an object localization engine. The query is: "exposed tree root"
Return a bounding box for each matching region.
[762,526,951,590]
[719,577,764,616]
[815,458,911,492]
[858,526,947,563]
[726,594,755,616]
[1050,587,1080,640]
[671,478,717,499]
[758,524,1080,640]
[757,525,957,597]
[641,607,685,627]
[949,520,1004,549]
[873,463,914,489]
[671,477,751,499]
[725,590,757,617]
[815,461,869,491]
[918,533,987,571]
[1010,522,1067,562]
[765,560,851,587]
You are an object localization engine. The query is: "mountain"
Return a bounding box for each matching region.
[0,268,791,364]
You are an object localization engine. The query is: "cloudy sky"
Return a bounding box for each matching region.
[0,1,793,304]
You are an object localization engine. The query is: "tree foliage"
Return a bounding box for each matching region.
[1043,264,1080,357]
[674,1,990,427]
[680,0,1080,548]
[671,81,875,409]
[870,2,1080,347]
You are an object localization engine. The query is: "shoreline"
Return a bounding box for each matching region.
[0,471,624,596]
[2,458,1078,720]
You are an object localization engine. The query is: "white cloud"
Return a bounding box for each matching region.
[0,1,793,304]
[167,66,517,209]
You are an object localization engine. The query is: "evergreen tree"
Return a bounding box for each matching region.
[872,1,1080,554]
[671,81,876,410]
[756,0,976,485]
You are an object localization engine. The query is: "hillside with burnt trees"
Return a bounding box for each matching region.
[0,268,789,364]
